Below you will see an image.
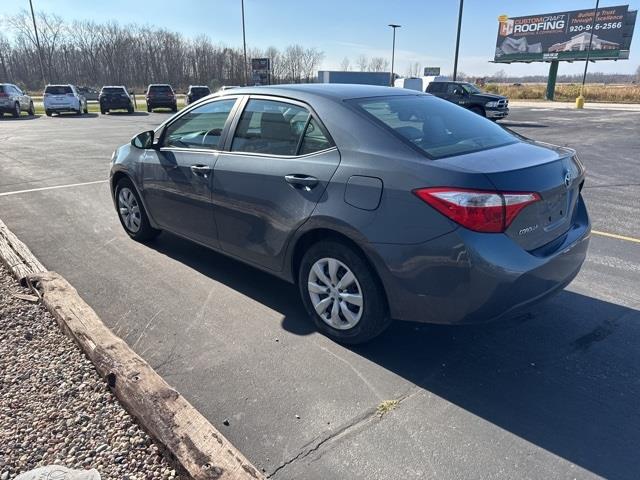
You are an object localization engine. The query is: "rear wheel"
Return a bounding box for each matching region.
[115,178,160,242]
[84,103,88,114]
[76,102,83,115]
[27,102,35,116]
[172,104,178,112]
[147,105,152,113]
[12,102,20,118]
[298,240,391,344]
[45,110,52,117]
[127,104,134,114]
[101,107,107,114]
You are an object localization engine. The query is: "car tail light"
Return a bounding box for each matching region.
[413,187,541,233]
[0,93,7,97]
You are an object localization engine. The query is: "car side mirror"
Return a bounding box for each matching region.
[131,130,155,149]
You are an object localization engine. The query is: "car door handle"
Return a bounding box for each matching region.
[190,164,211,177]
[284,174,319,190]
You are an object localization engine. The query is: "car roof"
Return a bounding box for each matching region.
[189,85,209,89]
[216,83,425,103]
[148,84,172,87]
[102,85,126,89]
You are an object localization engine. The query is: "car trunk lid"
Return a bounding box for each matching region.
[437,140,585,251]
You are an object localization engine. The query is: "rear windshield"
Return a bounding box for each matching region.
[191,87,210,94]
[352,95,516,159]
[45,85,72,95]
[0,86,5,93]
[102,87,125,94]
[149,85,172,93]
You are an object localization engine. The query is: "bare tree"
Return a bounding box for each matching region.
[340,57,350,71]
[406,61,421,77]
[356,54,368,71]
[368,57,389,72]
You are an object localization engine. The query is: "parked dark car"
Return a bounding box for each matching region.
[146,84,177,112]
[109,84,589,344]
[186,85,211,105]
[99,86,134,114]
[78,86,99,101]
[0,83,35,117]
[426,81,509,120]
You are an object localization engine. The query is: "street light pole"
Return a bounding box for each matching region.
[241,0,248,86]
[388,24,401,86]
[29,0,46,86]
[452,0,464,81]
[581,0,600,94]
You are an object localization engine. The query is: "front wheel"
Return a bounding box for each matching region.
[28,102,35,116]
[115,178,161,242]
[12,102,20,118]
[298,240,391,344]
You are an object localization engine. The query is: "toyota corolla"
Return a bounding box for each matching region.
[109,84,590,344]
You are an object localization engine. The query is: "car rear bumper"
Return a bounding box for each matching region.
[486,107,509,119]
[369,196,590,325]
[101,100,131,109]
[147,99,176,107]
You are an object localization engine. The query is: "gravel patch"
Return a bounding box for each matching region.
[0,265,185,479]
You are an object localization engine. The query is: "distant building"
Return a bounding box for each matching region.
[548,32,620,52]
[317,71,392,86]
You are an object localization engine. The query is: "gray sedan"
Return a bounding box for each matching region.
[109,84,590,344]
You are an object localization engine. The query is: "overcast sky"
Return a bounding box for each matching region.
[4,0,640,77]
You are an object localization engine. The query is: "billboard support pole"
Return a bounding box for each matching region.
[546,60,559,101]
[577,0,600,108]
[453,0,464,81]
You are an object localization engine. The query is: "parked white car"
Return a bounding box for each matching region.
[0,83,35,117]
[43,84,88,116]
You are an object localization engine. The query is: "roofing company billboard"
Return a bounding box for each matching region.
[494,5,636,63]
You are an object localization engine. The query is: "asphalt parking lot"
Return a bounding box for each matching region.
[1,105,639,479]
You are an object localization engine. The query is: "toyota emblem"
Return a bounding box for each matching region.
[564,171,572,188]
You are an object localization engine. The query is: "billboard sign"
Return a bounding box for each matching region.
[251,58,271,85]
[494,5,634,62]
[423,67,441,76]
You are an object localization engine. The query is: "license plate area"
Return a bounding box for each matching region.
[543,191,570,231]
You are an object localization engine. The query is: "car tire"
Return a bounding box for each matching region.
[127,105,134,114]
[12,102,20,118]
[76,102,83,115]
[28,102,35,116]
[45,110,52,117]
[147,105,152,113]
[470,106,485,117]
[100,108,106,114]
[84,104,88,114]
[298,240,391,344]
[172,104,178,112]
[115,178,161,242]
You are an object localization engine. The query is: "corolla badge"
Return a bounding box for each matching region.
[519,224,539,235]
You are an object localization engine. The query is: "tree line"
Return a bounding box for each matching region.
[0,10,324,92]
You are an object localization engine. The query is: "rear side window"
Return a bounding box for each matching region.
[232,99,310,156]
[353,95,516,159]
[45,85,72,95]
[191,87,210,95]
[299,118,332,155]
[428,82,444,93]
[163,99,236,150]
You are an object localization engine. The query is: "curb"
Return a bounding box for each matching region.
[0,218,265,480]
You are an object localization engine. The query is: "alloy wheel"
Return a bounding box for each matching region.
[307,257,363,330]
[118,187,142,233]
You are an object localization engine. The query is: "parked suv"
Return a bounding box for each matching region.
[43,84,88,116]
[0,83,35,117]
[426,81,509,120]
[146,84,177,112]
[185,85,210,105]
[99,86,134,114]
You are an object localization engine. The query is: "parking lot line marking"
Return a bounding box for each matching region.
[592,230,640,245]
[0,179,107,197]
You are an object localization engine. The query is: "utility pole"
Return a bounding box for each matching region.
[29,0,46,86]
[388,24,401,86]
[452,0,464,81]
[577,0,600,108]
[241,0,248,86]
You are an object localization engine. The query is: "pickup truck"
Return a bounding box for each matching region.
[426,81,509,120]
